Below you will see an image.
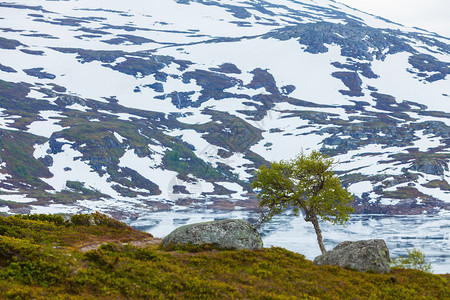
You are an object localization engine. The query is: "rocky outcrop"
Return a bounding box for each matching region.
[49,136,67,154]
[332,71,364,97]
[23,67,56,79]
[314,239,391,273]
[161,219,263,250]
[410,158,447,176]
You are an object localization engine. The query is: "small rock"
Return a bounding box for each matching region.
[411,159,446,176]
[161,219,263,250]
[314,239,391,273]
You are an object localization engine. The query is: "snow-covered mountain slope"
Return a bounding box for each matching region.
[0,0,448,216]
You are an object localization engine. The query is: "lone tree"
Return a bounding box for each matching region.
[251,150,354,254]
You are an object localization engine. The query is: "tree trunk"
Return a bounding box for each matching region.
[310,216,326,254]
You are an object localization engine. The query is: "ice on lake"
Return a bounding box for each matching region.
[127,211,450,274]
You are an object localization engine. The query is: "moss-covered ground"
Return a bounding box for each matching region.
[0,213,448,299]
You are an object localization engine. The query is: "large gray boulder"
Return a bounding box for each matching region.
[161,219,263,250]
[313,239,391,273]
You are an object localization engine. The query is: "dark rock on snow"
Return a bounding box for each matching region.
[314,239,391,273]
[410,158,447,176]
[161,219,263,250]
[23,67,56,79]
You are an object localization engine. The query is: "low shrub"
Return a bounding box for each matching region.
[162,242,232,252]
[69,213,93,226]
[391,248,433,273]
[0,236,72,286]
[14,213,66,226]
[0,214,447,299]
[69,212,128,228]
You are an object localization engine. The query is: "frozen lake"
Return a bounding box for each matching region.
[127,211,450,274]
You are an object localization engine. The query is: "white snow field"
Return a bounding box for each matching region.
[338,0,450,37]
[0,0,447,209]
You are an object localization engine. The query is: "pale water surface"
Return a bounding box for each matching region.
[127,211,450,274]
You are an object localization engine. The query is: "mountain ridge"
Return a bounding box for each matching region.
[0,0,448,216]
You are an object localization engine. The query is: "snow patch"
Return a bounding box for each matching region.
[38,144,119,197]
[348,181,373,197]
[0,194,37,203]
[27,111,67,138]
[113,132,125,143]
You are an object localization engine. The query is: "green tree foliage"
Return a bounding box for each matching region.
[251,150,354,253]
[391,248,433,273]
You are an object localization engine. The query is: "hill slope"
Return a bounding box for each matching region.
[0,213,448,299]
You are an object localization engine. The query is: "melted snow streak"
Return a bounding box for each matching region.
[0,0,448,215]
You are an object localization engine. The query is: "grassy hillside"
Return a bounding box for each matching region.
[0,213,448,299]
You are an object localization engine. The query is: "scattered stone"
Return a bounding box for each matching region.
[172,185,189,194]
[209,63,242,74]
[0,36,24,49]
[20,49,44,56]
[161,219,263,250]
[410,158,447,176]
[49,137,66,154]
[0,63,17,73]
[39,155,53,167]
[314,239,391,273]
[332,71,364,97]
[23,67,56,79]
[281,84,296,95]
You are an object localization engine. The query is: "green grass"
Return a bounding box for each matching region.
[382,186,429,200]
[0,213,448,299]
[162,143,227,180]
[1,131,51,188]
[423,180,450,191]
